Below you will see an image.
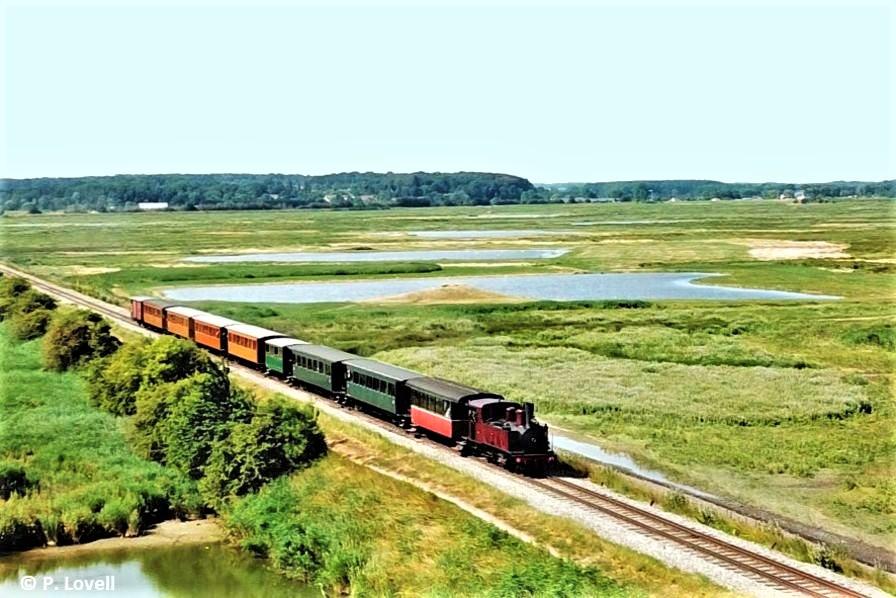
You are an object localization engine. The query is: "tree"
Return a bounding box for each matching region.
[132,373,251,475]
[42,309,120,371]
[199,396,327,506]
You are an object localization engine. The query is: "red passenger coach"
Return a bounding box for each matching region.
[406,377,499,440]
[130,296,152,322]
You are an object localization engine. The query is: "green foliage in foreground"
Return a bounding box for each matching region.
[0,326,200,551]
[0,276,58,341]
[87,336,327,507]
[226,456,630,597]
[41,309,120,371]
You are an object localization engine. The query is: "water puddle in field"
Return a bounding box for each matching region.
[551,433,673,483]
[183,248,567,263]
[0,543,312,597]
[550,432,719,500]
[162,272,838,304]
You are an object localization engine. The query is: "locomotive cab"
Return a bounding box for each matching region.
[467,398,555,474]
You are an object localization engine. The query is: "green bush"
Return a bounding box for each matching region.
[42,309,120,371]
[132,373,250,474]
[200,396,327,506]
[8,307,53,340]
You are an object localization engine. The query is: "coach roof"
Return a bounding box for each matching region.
[142,299,180,310]
[227,323,285,340]
[266,337,308,348]
[165,306,208,318]
[289,344,356,363]
[406,376,501,403]
[344,358,421,382]
[191,313,240,328]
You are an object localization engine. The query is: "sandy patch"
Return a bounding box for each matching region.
[7,519,223,561]
[65,266,120,275]
[598,239,660,245]
[362,284,523,305]
[743,240,850,261]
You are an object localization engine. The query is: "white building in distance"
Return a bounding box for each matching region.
[137,202,169,211]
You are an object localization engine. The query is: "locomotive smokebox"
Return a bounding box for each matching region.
[523,402,534,427]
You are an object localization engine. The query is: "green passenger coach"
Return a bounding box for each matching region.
[287,344,356,396]
[344,358,422,421]
[264,337,308,376]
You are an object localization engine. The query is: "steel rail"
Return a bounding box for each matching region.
[529,477,867,597]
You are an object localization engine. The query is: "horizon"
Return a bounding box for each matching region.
[3,1,894,182]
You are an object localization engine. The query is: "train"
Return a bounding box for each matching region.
[130,297,556,474]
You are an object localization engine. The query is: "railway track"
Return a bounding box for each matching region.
[0,263,881,598]
[530,477,868,597]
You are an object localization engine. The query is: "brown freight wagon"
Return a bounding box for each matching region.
[192,313,240,352]
[164,306,209,340]
[225,324,285,366]
[140,299,181,330]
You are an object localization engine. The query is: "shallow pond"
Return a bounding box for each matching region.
[184,248,567,263]
[0,543,312,597]
[163,272,838,304]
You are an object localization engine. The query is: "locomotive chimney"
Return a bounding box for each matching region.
[515,409,525,426]
[524,402,534,427]
[505,407,515,421]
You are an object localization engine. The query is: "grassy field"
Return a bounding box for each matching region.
[1,199,893,550]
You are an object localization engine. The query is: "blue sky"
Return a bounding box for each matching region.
[2,0,893,182]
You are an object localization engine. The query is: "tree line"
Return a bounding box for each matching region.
[541,179,896,201]
[1,173,893,213]
[0,172,535,212]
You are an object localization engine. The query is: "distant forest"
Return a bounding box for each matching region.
[1,173,893,213]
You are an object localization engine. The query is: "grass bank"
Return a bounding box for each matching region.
[225,454,635,597]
